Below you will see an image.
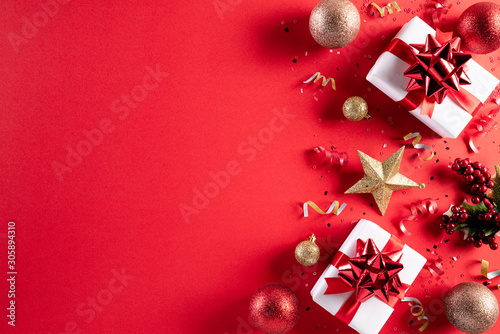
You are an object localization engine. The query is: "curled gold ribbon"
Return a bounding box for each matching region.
[404,132,434,161]
[370,2,401,17]
[402,297,429,332]
[303,72,336,90]
[481,259,500,289]
[303,201,347,217]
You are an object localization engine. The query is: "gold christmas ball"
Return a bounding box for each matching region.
[294,234,320,266]
[309,0,360,49]
[342,96,369,121]
[445,282,499,334]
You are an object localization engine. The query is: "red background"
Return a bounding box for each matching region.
[1,0,500,333]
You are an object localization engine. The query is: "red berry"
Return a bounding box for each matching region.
[460,160,469,168]
[471,184,480,193]
[439,222,446,229]
[495,215,500,223]
[446,223,456,230]
[484,172,492,180]
[457,170,465,175]
[455,158,462,164]
[473,162,482,169]
[441,215,450,222]
[451,213,459,220]
[461,208,467,214]
[473,170,482,178]
[465,166,474,174]
[446,229,454,235]
[472,196,481,204]
[481,167,488,173]
[476,176,486,184]
[464,158,471,165]
[478,214,485,220]
[478,231,486,239]
[487,180,495,188]
[465,175,474,183]
[483,237,491,244]
[460,213,468,221]
[489,208,497,214]
[485,213,493,221]
[466,236,475,243]
[451,206,460,213]
[474,240,483,248]
[491,242,498,250]
[487,236,496,244]
[451,163,461,171]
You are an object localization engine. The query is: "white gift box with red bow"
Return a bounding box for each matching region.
[310,219,427,334]
[366,17,499,138]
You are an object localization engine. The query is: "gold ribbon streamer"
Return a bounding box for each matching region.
[370,2,401,17]
[303,201,347,217]
[403,297,429,332]
[481,259,500,289]
[303,72,336,90]
[404,132,434,161]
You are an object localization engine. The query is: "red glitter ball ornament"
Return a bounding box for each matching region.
[456,2,500,54]
[249,283,299,334]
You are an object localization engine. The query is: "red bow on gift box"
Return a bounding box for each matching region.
[386,31,481,118]
[324,238,409,325]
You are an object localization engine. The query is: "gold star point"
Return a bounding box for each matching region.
[345,147,421,216]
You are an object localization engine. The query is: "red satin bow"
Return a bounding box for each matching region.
[385,32,481,118]
[324,238,409,325]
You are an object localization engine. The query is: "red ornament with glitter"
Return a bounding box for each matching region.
[249,283,299,334]
[456,2,500,54]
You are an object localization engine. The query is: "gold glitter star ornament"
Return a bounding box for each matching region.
[345,147,422,215]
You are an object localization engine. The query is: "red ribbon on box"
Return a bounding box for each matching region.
[324,237,409,325]
[384,31,481,118]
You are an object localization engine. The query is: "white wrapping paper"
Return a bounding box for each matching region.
[310,219,427,334]
[366,17,499,138]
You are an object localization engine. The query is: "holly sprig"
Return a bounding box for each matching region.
[440,159,500,250]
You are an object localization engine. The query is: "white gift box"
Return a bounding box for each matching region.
[366,17,500,138]
[310,219,427,334]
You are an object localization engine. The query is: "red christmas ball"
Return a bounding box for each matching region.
[456,2,500,54]
[249,283,299,334]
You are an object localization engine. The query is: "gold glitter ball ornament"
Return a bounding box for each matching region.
[345,147,422,216]
[343,96,370,121]
[309,0,360,49]
[445,282,499,334]
[295,234,320,266]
